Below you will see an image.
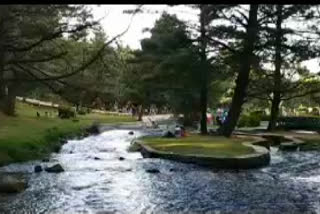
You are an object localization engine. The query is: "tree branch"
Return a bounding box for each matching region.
[5,8,139,82]
[7,51,68,65]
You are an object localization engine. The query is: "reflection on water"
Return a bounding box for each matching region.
[1,129,320,213]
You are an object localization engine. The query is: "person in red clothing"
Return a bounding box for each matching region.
[181,126,187,137]
[206,112,212,125]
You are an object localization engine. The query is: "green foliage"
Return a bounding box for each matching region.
[125,13,203,118]
[77,107,90,115]
[238,113,261,128]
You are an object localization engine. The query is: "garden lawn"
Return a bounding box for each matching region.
[141,134,255,157]
[0,101,136,166]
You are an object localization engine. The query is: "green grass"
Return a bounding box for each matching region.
[141,135,255,157]
[0,101,136,166]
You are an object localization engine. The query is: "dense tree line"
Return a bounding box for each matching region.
[2,4,320,137]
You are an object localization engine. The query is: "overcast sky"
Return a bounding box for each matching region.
[90,4,320,74]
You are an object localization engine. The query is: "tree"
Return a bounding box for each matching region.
[128,5,237,133]
[248,5,320,130]
[0,5,95,115]
[125,13,201,122]
[0,5,138,116]
[219,4,260,137]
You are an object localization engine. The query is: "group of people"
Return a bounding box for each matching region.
[207,108,229,127]
[163,124,187,138]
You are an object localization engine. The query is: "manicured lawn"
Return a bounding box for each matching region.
[0,101,136,166]
[141,135,255,157]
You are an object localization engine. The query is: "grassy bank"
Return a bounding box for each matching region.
[0,101,136,166]
[141,135,255,157]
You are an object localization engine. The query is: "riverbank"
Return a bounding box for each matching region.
[0,101,136,166]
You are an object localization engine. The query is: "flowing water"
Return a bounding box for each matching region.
[1,127,320,214]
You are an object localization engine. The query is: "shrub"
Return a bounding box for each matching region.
[276,116,320,130]
[77,107,87,115]
[58,106,75,119]
[260,114,270,121]
[238,113,261,128]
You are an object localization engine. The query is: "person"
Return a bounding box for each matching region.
[181,126,187,137]
[151,120,159,128]
[216,116,222,126]
[207,112,212,125]
[163,130,175,138]
[174,125,181,137]
[131,106,136,117]
[222,109,228,123]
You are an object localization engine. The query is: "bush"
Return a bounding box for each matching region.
[260,114,270,121]
[58,106,75,119]
[77,107,87,115]
[276,116,320,130]
[238,113,261,128]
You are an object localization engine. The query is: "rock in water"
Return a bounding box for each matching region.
[0,175,28,193]
[94,157,101,160]
[34,165,43,173]
[86,123,100,135]
[128,131,134,135]
[146,168,160,174]
[119,157,125,161]
[45,164,64,173]
[42,158,49,162]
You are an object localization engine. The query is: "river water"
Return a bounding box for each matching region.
[1,128,320,214]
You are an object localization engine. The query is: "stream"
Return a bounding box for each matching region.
[1,127,320,214]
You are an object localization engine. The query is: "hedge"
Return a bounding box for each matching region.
[276,116,320,130]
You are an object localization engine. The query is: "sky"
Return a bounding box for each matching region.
[90,4,320,74]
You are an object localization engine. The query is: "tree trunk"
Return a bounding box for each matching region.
[2,83,16,116]
[220,4,259,137]
[200,86,208,134]
[199,5,208,135]
[267,5,283,131]
[138,104,144,121]
[267,94,281,130]
[0,63,9,115]
[0,77,6,114]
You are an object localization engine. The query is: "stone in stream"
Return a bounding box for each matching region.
[59,138,68,144]
[45,164,64,173]
[94,157,101,160]
[34,165,43,173]
[86,123,100,135]
[42,158,49,162]
[119,157,125,161]
[128,131,134,135]
[0,174,28,193]
[146,168,160,174]
[169,168,180,172]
